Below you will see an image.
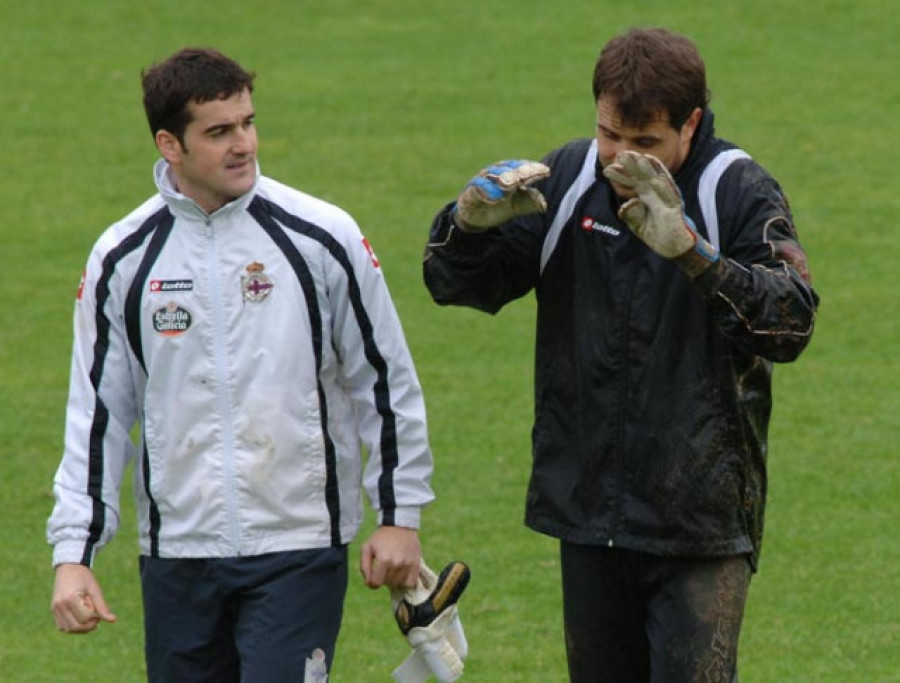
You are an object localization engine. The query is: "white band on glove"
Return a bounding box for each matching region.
[390,560,470,682]
[394,607,467,682]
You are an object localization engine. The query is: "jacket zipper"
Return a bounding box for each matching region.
[206,219,242,555]
[606,257,640,547]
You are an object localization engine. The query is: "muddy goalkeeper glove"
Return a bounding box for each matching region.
[603,151,718,277]
[454,160,550,232]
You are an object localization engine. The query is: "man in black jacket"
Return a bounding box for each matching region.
[423,27,818,682]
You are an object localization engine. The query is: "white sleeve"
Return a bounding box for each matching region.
[329,225,435,528]
[46,242,140,567]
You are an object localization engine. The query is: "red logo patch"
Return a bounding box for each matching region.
[362,237,380,268]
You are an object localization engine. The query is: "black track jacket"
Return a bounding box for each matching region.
[423,110,818,568]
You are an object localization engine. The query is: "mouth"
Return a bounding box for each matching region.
[607,178,637,200]
[226,158,254,172]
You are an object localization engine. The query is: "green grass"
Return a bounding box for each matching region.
[1,0,897,680]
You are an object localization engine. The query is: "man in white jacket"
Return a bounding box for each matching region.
[47,47,435,682]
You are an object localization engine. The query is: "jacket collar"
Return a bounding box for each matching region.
[153,158,261,222]
[675,108,715,183]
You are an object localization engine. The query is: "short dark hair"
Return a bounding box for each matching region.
[141,48,255,145]
[592,28,709,129]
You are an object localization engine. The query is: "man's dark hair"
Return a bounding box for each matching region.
[141,48,255,146]
[592,28,710,129]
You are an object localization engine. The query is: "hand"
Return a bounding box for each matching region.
[360,526,422,589]
[602,151,702,258]
[51,564,117,633]
[454,159,551,231]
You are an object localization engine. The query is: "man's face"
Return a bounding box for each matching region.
[595,95,701,198]
[157,88,258,213]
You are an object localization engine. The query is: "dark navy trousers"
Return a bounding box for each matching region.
[140,546,347,682]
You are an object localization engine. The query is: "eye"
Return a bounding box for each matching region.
[598,127,619,142]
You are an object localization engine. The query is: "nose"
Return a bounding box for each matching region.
[598,137,628,167]
[611,138,630,155]
[232,126,256,155]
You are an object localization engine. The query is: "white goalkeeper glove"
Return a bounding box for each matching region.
[602,151,718,277]
[391,560,471,682]
[454,160,550,232]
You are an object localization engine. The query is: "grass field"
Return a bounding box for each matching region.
[1,1,897,680]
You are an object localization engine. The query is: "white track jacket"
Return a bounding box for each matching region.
[48,161,434,566]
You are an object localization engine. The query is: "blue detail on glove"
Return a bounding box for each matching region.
[684,214,719,263]
[468,176,504,201]
[465,160,533,201]
[483,160,526,175]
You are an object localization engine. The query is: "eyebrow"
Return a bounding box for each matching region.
[597,122,663,145]
[202,113,255,136]
[632,134,663,145]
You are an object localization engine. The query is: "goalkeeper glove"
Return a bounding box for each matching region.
[602,151,718,277]
[454,160,550,231]
[391,560,471,682]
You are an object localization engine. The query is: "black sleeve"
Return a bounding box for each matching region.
[422,140,592,315]
[694,161,819,362]
[422,202,545,315]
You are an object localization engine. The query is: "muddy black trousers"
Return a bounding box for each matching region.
[560,542,751,683]
[140,546,348,682]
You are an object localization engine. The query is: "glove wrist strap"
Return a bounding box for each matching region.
[675,237,719,278]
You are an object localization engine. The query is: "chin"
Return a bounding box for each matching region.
[229,179,255,198]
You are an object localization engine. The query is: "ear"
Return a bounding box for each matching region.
[680,107,703,144]
[155,130,183,164]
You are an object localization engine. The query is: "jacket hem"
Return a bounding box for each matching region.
[524,516,754,560]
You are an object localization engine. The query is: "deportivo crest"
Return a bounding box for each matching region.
[152,302,193,336]
[241,261,274,302]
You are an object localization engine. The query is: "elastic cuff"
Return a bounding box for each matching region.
[52,542,93,568]
[379,506,422,530]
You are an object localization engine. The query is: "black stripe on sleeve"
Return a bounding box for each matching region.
[81,210,168,565]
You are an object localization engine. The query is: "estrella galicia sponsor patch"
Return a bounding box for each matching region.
[152,302,193,336]
[150,279,194,293]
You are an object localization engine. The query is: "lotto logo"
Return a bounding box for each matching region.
[581,216,621,237]
[150,279,194,292]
